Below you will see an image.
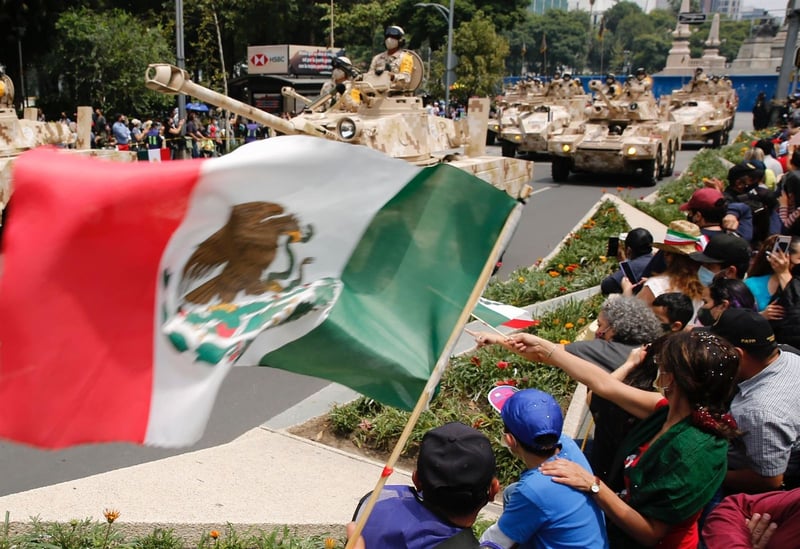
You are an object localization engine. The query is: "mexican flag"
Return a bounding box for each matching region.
[0,137,520,449]
[473,297,537,329]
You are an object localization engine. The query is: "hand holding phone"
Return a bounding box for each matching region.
[619,260,640,284]
[773,235,791,255]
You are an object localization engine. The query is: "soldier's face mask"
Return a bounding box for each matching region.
[332,69,345,81]
[385,37,399,50]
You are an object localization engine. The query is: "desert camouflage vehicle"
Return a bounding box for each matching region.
[145,61,533,200]
[662,79,737,148]
[547,80,682,186]
[498,95,589,158]
[0,67,134,216]
[487,78,545,146]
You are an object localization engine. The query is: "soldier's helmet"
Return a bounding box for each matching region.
[385,25,406,47]
[563,73,572,81]
[605,73,616,83]
[635,67,646,79]
[695,67,704,75]
[552,71,562,80]
[332,56,356,77]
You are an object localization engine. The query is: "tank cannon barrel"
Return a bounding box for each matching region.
[144,63,337,140]
[588,80,619,115]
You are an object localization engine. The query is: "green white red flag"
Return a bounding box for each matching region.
[473,297,536,329]
[0,137,519,449]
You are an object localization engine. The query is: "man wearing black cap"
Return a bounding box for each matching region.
[689,233,752,285]
[600,228,653,295]
[720,163,776,247]
[480,389,608,548]
[355,422,500,548]
[710,308,800,493]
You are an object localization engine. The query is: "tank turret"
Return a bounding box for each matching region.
[145,62,533,200]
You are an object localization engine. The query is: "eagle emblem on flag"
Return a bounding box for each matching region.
[161,201,341,366]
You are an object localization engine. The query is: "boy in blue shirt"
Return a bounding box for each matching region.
[481,388,609,549]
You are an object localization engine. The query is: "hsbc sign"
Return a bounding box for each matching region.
[247,44,338,76]
[247,46,289,74]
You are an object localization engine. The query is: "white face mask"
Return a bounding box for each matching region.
[385,37,399,50]
[332,68,345,81]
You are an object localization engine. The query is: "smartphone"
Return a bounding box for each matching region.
[619,260,640,284]
[607,237,620,257]
[773,235,792,254]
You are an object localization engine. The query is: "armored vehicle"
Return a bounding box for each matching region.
[547,80,682,186]
[662,79,737,148]
[498,96,589,158]
[145,62,533,200]
[0,67,138,218]
[487,78,546,147]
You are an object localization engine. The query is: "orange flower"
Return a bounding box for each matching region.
[473,418,485,428]
[531,319,541,327]
[548,270,560,278]
[538,280,546,286]
[325,538,337,549]
[471,356,481,367]
[103,509,120,524]
[552,318,561,325]
[559,339,571,344]
[599,255,608,263]
[577,317,586,325]
[210,530,220,540]
[564,322,574,329]
[666,198,675,204]
[565,264,578,273]
[496,361,509,369]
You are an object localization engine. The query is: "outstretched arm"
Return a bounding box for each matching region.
[473,332,660,419]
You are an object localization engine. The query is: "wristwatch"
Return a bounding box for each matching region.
[589,477,601,495]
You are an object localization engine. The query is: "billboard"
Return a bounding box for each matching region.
[247,45,343,76]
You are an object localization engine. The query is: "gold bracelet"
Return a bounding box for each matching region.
[546,345,557,358]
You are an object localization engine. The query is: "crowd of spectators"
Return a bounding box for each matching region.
[348,141,800,547]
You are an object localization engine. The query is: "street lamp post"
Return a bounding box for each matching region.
[415,0,454,111]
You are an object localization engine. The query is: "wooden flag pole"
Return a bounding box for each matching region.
[344,203,524,549]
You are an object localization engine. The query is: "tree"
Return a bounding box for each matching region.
[446,11,509,101]
[38,8,175,117]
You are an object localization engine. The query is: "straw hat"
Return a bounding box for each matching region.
[652,220,705,255]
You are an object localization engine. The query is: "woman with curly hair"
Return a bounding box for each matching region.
[635,221,705,320]
[474,330,740,549]
[564,296,663,372]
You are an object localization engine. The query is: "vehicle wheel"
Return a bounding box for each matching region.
[551,156,570,182]
[501,141,517,158]
[486,131,496,146]
[711,131,722,148]
[661,142,676,178]
[722,129,730,145]
[638,160,658,186]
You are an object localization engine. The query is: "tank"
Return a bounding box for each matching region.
[497,79,589,158]
[661,77,737,148]
[487,79,545,146]
[0,68,138,217]
[144,62,533,200]
[547,79,682,186]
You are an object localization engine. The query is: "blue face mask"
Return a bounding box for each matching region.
[698,265,716,287]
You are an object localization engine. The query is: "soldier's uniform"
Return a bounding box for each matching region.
[369,50,414,88]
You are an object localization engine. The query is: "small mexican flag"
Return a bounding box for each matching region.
[0,137,519,449]
[473,297,537,330]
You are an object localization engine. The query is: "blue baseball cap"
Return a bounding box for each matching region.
[499,388,563,451]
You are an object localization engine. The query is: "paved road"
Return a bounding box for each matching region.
[0,116,751,497]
